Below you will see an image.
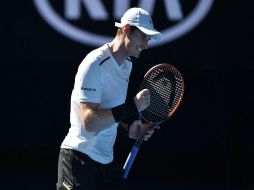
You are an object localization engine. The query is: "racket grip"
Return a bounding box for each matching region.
[123,143,140,179]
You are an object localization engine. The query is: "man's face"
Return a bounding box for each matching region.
[125,27,151,58]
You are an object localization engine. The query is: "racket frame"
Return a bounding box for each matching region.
[123,63,184,179]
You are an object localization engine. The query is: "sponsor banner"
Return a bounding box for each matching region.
[34,0,214,47]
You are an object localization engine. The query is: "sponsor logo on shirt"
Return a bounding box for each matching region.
[81,87,96,92]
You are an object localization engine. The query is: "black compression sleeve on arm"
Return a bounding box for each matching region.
[121,113,139,124]
[112,99,139,122]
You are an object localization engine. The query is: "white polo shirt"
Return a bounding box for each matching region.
[61,44,132,164]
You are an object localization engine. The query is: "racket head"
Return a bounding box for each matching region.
[139,63,184,123]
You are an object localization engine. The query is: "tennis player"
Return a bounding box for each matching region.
[57,7,161,190]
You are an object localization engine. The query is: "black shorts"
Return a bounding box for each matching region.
[56,148,128,190]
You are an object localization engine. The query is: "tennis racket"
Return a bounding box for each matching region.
[123,63,185,179]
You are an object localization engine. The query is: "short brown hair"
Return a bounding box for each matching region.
[116,26,138,37]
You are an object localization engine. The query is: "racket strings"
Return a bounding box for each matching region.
[169,79,183,114]
[140,67,184,122]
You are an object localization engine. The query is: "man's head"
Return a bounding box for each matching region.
[114,8,161,58]
[115,7,161,40]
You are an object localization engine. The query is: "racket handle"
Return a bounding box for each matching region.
[123,143,140,179]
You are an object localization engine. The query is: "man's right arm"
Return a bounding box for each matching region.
[80,89,151,132]
[80,102,116,132]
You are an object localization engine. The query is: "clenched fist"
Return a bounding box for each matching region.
[133,89,150,112]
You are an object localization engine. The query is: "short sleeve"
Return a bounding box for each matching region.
[77,59,104,103]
